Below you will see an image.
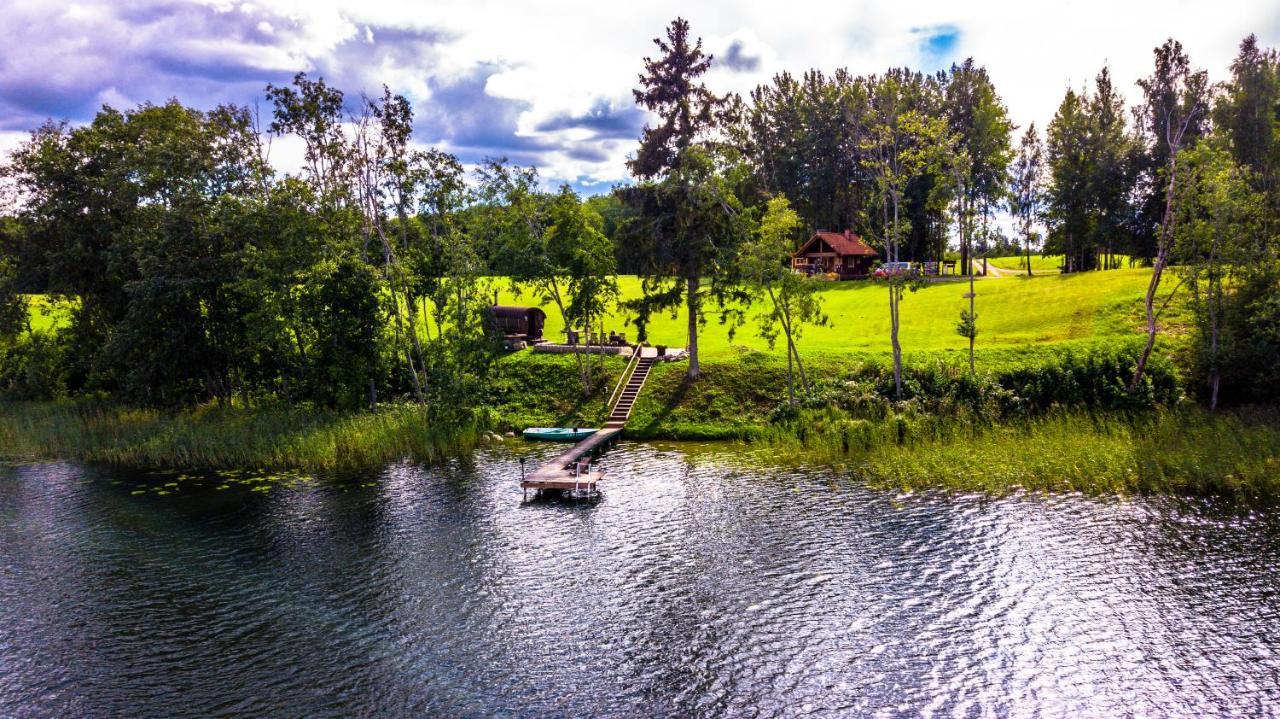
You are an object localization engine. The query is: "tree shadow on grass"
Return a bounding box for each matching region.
[632,374,694,437]
[550,390,610,426]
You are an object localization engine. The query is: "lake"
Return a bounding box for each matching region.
[2,441,1278,717]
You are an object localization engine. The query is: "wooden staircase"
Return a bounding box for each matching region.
[604,355,655,429]
[521,349,667,499]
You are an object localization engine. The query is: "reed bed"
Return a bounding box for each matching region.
[754,407,1280,501]
[0,401,478,472]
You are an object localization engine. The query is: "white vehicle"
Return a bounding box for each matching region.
[872,261,918,278]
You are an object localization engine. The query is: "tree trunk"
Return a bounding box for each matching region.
[969,243,976,375]
[1209,365,1220,411]
[890,286,903,398]
[776,291,811,395]
[889,196,903,399]
[786,335,795,406]
[1130,153,1180,392]
[769,285,799,404]
[402,294,428,404]
[686,276,700,379]
[388,281,423,403]
[549,277,590,396]
[1024,226,1033,277]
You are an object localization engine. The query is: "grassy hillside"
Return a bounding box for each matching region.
[499,268,1166,359]
[987,254,1064,273]
[23,268,1169,361]
[987,254,1135,275]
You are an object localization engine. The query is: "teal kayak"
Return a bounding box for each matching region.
[522,427,598,442]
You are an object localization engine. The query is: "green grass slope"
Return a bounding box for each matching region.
[988,254,1063,273]
[499,268,1160,359]
[24,268,1166,361]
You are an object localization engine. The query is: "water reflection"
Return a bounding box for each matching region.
[1,442,1278,717]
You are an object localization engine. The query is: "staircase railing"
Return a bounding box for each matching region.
[606,348,642,415]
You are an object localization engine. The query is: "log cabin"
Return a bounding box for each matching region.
[790,230,879,279]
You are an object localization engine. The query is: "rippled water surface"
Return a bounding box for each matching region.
[2,442,1279,717]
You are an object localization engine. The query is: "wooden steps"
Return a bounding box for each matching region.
[522,349,666,499]
[604,356,653,429]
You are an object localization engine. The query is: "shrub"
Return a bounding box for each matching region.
[0,331,70,400]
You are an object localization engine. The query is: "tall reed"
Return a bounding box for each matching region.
[752,407,1280,500]
[0,401,479,471]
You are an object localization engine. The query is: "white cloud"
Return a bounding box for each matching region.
[314,0,1277,187]
[3,0,1279,191]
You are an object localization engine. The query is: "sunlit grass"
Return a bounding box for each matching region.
[987,253,1064,273]
[26,269,1163,361]
[497,269,1162,358]
[987,254,1135,275]
[22,294,67,333]
[853,408,1280,500]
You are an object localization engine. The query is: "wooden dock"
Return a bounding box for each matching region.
[520,427,621,497]
[521,349,660,499]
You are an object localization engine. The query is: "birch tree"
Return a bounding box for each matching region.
[1130,40,1207,391]
[864,92,950,397]
[740,196,828,405]
[1008,124,1045,276]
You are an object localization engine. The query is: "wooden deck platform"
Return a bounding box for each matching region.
[521,427,622,497]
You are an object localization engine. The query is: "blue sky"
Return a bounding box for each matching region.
[1,1,1277,193]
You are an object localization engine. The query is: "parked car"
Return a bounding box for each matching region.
[872,261,919,278]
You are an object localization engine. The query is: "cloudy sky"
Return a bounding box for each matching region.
[2,0,1278,193]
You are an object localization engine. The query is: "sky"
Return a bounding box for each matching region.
[1,0,1278,195]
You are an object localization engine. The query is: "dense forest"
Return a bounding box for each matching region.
[1,20,1278,414]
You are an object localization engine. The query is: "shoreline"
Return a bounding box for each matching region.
[4,399,1278,504]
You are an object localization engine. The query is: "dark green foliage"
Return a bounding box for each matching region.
[0,332,70,400]
[994,342,1179,412]
[1044,69,1139,271]
[306,259,386,409]
[5,101,273,404]
[628,17,727,179]
[1200,270,1280,406]
[1215,35,1280,187]
[621,18,748,379]
[0,75,507,418]
[737,60,1010,267]
[0,253,25,342]
[1132,39,1210,260]
[742,69,875,235]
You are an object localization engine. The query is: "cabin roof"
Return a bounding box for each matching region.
[489,305,547,321]
[794,230,878,257]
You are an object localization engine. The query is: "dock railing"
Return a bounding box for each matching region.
[605,348,641,415]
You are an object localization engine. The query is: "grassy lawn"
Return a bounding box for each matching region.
[499,268,1161,360]
[987,254,1136,275]
[24,268,1166,361]
[988,254,1063,273]
[23,295,65,333]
